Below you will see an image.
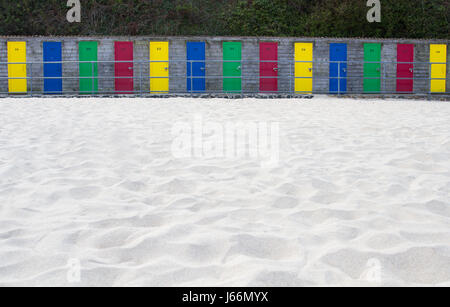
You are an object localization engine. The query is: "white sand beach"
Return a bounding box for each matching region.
[0,96,449,286]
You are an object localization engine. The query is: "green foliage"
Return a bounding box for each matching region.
[0,0,448,38]
[223,0,449,38]
[224,0,297,36]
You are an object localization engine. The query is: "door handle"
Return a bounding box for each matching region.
[237,66,241,71]
[409,68,413,73]
[164,67,169,71]
[273,67,279,71]
[308,68,312,72]
[128,67,133,70]
[200,67,206,71]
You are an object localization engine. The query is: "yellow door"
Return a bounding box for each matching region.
[8,42,27,93]
[295,43,313,93]
[430,44,447,93]
[150,42,169,93]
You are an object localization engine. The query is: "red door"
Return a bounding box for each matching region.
[260,42,278,92]
[397,44,414,92]
[115,42,134,93]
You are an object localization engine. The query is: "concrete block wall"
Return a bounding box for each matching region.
[0,40,8,92]
[0,36,448,94]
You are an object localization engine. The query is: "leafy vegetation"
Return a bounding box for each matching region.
[0,0,448,38]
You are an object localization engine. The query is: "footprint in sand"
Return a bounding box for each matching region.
[225,234,300,261]
[310,191,346,205]
[425,200,450,218]
[119,180,147,192]
[69,186,101,200]
[366,233,405,250]
[156,179,196,194]
[249,271,308,287]
[273,196,299,209]
[322,246,450,285]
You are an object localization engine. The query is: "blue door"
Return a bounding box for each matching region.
[187,42,206,92]
[329,43,347,93]
[43,42,62,94]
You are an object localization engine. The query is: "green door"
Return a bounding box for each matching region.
[363,43,381,93]
[79,41,98,94]
[223,42,242,92]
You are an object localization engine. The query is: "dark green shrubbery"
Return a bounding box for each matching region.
[0,0,448,38]
[223,0,449,38]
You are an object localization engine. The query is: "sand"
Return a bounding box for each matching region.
[0,96,449,286]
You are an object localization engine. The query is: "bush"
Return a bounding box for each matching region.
[0,0,448,38]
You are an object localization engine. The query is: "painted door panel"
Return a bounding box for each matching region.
[223,42,242,92]
[295,43,313,93]
[150,42,169,93]
[430,44,447,93]
[187,42,206,92]
[431,80,446,93]
[329,43,347,93]
[431,64,447,79]
[364,43,381,93]
[8,41,27,93]
[430,65,446,92]
[396,44,414,92]
[260,42,278,92]
[115,42,133,93]
[79,41,98,94]
[430,44,447,63]
[43,42,62,94]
